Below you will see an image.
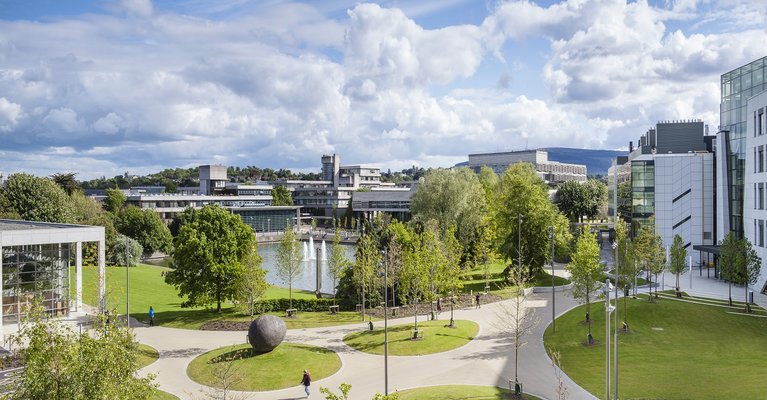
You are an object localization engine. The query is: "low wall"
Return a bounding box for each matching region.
[532,283,574,293]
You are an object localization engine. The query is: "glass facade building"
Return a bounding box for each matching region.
[231,207,300,233]
[722,56,767,236]
[631,160,655,232]
[1,244,70,322]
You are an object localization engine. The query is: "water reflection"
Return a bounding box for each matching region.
[144,241,356,293]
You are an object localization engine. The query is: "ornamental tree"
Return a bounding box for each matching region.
[275,226,304,309]
[669,234,688,295]
[165,204,254,312]
[566,225,602,344]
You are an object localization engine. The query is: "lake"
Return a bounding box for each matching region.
[145,240,356,293]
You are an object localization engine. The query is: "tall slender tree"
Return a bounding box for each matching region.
[276,227,304,309]
[669,234,688,297]
[566,226,602,344]
[327,230,351,306]
[235,244,268,320]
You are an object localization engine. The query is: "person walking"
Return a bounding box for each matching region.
[475,293,481,309]
[300,369,311,398]
[148,306,155,326]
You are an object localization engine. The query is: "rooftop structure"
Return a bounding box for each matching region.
[468,149,587,186]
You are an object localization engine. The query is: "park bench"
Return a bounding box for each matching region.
[411,329,424,340]
[329,305,339,314]
[390,306,400,317]
[286,308,298,318]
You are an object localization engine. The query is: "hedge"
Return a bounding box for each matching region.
[252,298,355,313]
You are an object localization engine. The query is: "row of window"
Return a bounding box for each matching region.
[753,219,765,248]
[753,182,767,210]
[754,109,766,138]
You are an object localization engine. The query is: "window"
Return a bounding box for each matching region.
[760,220,764,247]
[759,183,764,210]
[760,146,764,172]
[755,183,758,209]
[759,111,764,136]
[755,147,758,173]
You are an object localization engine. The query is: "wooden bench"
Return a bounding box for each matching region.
[329,305,339,314]
[286,308,298,318]
[411,329,424,340]
[390,306,400,317]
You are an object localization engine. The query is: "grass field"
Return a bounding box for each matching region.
[74,264,316,329]
[187,343,340,391]
[544,294,767,399]
[343,319,479,356]
[136,343,159,369]
[396,385,540,400]
[150,389,179,400]
[462,261,570,299]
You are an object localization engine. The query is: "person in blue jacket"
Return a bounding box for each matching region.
[149,306,155,326]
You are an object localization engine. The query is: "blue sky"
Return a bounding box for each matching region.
[0,0,765,179]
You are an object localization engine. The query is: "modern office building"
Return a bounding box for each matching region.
[0,220,106,337]
[468,150,587,186]
[743,89,767,292]
[351,188,413,222]
[610,121,715,262]
[717,56,767,241]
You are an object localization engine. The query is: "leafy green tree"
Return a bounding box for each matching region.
[410,167,486,263]
[327,230,351,306]
[354,233,382,320]
[166,205,254,312]
[6,303,156,400]
[583,179,608,220]
[556,180,590,222]
[104,187,127,214]
[235,244,268,320]
[441,225,464,327]
[398,225,429,333]
[0,191,21,219]
[1,173,75,223]
[719,232,740,306]
[669,234,688,295]
[109,234,143,267]
[276,227,304,309]
[169,207,198,237]
[271,185,293,206]
[115,206,173,256]
[633,223,665,302]
[50,172,81,196]
[735,239,761,312]
[70,191,118,264]
[495,267,537,394]
[566,226,602,344]
[617,181,632,221]
[495,163,572,278]
[614,219,637,329]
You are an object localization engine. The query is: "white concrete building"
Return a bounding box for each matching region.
[744,90,767,292]
[632,152,715,263]
[468,150,587,186]
[0,220,105,339]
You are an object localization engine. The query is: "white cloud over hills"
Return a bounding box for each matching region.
[0,0,764,178]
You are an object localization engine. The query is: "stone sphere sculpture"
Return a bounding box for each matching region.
[248,315,287,353]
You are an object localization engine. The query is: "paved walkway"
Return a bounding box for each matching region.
[135,274,597,400]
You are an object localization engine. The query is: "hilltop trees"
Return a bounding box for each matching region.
[165,205,254,312]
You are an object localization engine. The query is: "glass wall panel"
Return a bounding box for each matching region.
[2,244,70,322]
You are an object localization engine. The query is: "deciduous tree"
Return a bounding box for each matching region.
[165,205,254,312]
[104,187,127,214]
[566,226,602,344]
[271,185,293,206]
[276,226,304,309]
[327,230,351,306]
[1,173,75,223]
[116,205,173,256]
[235,244,268,320]
[669,234,687,295]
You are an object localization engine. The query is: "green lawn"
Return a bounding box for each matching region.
[187,343,340,391]
[396,385,539,400]
[150,389,179,400]
[462,261,570,299]
[74,264,316,329]
[136,343,159,369]
[544,295,767,399]
[343,319,479,356]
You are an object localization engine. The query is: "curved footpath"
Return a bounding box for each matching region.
[135,288,597,400]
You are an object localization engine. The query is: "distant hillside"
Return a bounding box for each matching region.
[453,148,627,176]
[544,147,626,176]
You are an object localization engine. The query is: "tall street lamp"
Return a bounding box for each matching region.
[125,235,130,328]
[550,225,555,334]
[517,214,523,272]
[381,248,389,396]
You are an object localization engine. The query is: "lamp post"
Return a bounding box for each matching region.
[125,235,130,328]
[518,214,523,272]
[381,248,389,396]
[604,278,615,400]
[550,225,555,334]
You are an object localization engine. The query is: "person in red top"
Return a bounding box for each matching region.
[300,370,311,398]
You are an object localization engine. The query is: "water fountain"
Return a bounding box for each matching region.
[321,240,327,261]
[302,241,308,261]
[309,237,315,259]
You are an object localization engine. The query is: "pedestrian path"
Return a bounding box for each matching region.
[135,289,597,400]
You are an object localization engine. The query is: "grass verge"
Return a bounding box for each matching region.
[544,295,767,399]
[187,343,340,391]
[343,319,479,356]
[136,343,159,369]
[150,389,179,400]
[396,385,540,399]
